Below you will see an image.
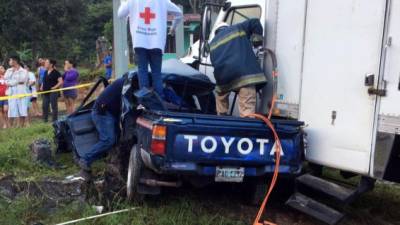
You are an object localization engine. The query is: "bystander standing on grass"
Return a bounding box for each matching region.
[37,58,47,88]
[63,59,79,115]
[5,55,29,128]
[41,59,63,123]
[0,65,9,128]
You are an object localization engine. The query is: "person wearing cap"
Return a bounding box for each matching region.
[4,55,30,127]
[118,0,183,98]
[103,48,113,80]
[210,19,267,117]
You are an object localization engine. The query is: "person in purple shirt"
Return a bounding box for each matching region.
[63,59,79,114]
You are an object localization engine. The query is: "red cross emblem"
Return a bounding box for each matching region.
[140,7,156,25]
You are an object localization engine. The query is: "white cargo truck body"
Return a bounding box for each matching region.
[192,0,400,183]
[299,1,386,175]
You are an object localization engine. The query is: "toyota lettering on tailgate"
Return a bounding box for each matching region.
[183,135,284,156]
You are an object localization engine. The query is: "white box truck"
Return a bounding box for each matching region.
[184,0,400,223]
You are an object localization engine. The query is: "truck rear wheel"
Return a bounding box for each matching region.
[127,144,144,202]
[247,181,268,205]
[246,178,295,205]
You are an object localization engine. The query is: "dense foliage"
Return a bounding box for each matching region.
[0,0,222,66]
[0,0,111,65]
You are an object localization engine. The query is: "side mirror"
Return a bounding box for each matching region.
[201,6,212,41]
[223,2,232,11]
[202,43,211,58]
[200,5,212,59]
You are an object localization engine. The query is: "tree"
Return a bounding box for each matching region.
[0,0,111,66]
[175,0,226,14]
[188,0,201,14]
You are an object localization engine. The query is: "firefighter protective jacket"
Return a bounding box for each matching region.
[210,19,267,94]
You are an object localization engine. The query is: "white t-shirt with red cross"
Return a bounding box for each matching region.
[118,0,183,52]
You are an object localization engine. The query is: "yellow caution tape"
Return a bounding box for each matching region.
[0,79,115,101]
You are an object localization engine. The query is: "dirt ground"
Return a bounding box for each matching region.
[2,171,398,225]
[0,175,84,206]
[1,92,400,225]
[146,180,400,225]
[0,175,312,225]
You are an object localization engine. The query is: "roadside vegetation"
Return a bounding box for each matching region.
[0,194,247,225]
[0,122,249,225]
[0,122,77,179]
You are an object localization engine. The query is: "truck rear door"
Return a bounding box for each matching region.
[374,0,400,179]
[377,0,400,133]
[300,0,387,174]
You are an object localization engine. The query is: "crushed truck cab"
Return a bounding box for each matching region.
[119,60,305,201]
[54,59,305,202]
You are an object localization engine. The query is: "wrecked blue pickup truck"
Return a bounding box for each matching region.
[54,59,304,202]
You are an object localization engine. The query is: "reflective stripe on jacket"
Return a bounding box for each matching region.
[210,19,267,93]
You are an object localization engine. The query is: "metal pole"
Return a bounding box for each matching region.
[55,208,139,225]
[260,0,278,114]
[113,0,129,78]
[175,5,185,58]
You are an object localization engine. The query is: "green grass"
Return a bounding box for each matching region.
[323,169,400,225]
[0,194,247,225]
[0,122,249,225]
[79,67,106,82]
[0,122,79,179]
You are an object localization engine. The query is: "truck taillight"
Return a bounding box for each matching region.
[151,125,167,155]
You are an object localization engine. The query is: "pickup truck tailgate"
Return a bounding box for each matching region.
[143,111,304,168]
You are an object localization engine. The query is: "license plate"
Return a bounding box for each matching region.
[215,167,245,183]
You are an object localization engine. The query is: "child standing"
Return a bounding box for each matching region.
[0,65,9,128]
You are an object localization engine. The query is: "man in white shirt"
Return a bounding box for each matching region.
[118,0,183,98]
[5,55,29,127]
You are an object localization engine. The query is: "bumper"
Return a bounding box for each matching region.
[141,149,302,177]
[161,162,302,177]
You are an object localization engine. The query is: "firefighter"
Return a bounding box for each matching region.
[210,19,267,117]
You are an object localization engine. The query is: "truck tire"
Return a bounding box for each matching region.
[247,181,268,205]
[126,144,144,202]
[309,162,323,176]
[246,178,295,205]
